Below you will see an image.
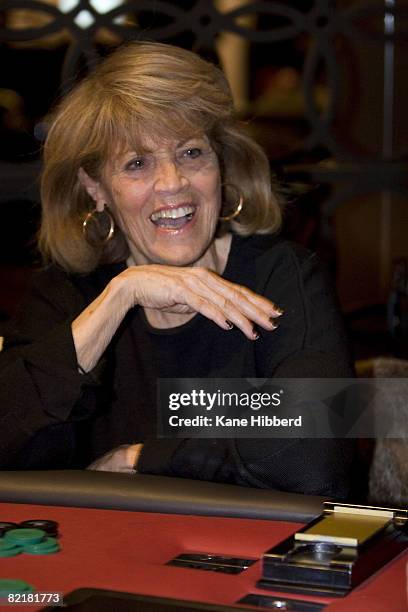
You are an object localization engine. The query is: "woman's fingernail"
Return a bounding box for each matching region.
[269,317,280,328]
[225,320,234,329]
[271,303,284,316]
[253,328,260,340]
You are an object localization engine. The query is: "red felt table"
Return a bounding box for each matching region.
[0,502,407,612]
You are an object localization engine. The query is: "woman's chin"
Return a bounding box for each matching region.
[128,235,216,268]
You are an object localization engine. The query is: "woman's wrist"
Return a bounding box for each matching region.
[72,278,131,372]
[109,271,139,311]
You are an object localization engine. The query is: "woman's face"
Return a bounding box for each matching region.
[94,133,222,267]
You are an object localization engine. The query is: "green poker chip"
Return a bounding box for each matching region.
[0,540,22,557]
[4,528,46,545]
[0,546,22,558]
[22,537,60,555]
[0,579,35,596]
[0,539,21,551]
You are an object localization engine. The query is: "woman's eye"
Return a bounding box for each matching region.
[184,147,202,159]
[125,157,145,171]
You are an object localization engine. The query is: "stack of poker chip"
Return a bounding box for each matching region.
[0,520,60,556]
[0,579,35,597]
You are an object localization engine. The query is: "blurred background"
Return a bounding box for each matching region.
[0,0,407,363]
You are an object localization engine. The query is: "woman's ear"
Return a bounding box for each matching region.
[78,167,106,212]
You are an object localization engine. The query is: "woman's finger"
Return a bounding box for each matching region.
[180,290,237,331]
[182,270,281,333]
[204,272,283,318]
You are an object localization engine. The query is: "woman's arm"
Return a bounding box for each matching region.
[72,264,281,372]
[1,263,281,468]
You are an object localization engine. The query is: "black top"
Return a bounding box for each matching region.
[0,234,355,497]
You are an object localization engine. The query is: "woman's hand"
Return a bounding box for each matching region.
[87,443,143,472]
[114,265,283,340]
[73,264,283,372]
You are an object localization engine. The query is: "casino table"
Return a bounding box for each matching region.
[0,471,406,611]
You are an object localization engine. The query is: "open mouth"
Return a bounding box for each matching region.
[150,205,196,229]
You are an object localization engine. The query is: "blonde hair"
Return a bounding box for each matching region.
[40,41,282,273]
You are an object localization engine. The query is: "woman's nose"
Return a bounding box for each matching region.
[153,157,189,193]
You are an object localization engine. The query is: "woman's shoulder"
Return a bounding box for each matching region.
[232,233,317,272]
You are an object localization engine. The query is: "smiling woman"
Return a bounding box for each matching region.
[0,42,355,498]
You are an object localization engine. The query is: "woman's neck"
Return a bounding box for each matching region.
[195,232,232,275]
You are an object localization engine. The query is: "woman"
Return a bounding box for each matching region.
[0,42,354,496]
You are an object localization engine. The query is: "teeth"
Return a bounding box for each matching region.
[151,205,195,222]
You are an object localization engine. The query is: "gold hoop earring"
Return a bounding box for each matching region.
[82,205,115,246]
[219,184,244,221]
